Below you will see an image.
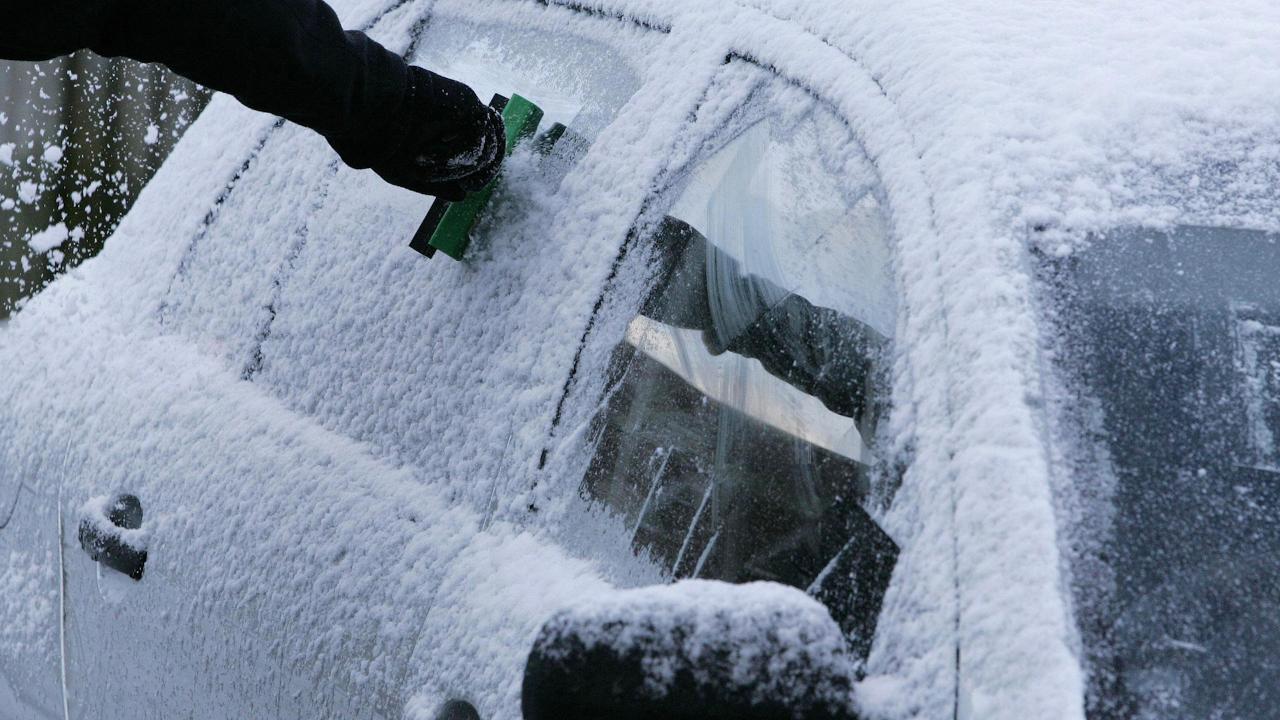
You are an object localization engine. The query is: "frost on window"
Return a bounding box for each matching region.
[1232,303,1280,470]
[580,90,898,659]
[1044,227,1280,719]
[412,16,647,145]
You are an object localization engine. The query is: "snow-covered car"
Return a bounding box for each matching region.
[2,0,1278,718]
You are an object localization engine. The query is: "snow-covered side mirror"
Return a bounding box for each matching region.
[521,581,861,720]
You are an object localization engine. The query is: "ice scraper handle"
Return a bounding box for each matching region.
[409,94,545,261]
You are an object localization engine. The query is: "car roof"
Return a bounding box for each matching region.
[678,0,1280,240]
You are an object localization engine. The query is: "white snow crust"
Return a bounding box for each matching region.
[78,495,150,551]
[3,0,1279,718]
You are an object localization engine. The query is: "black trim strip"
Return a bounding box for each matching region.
[158,0,421,324]
[531,0,672,33]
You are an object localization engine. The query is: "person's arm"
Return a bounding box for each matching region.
[643,216,886,423]
[96,0,409,166]
[1,0,501,198]
[104,0,504,198]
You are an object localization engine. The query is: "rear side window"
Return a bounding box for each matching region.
[219,5,663,514]
[579,68,899,659]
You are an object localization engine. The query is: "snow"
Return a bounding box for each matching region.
[2,0,1279,718]
[689,3,1280,718]
[16,181,38,205]
[40,145,62,165]
[0,142,13,166]
[1,3,651,717]
[26,223,69,253]
[1,312,615,718]
[0,549,57,664]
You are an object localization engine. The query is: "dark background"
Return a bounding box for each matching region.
[0,52,208,319]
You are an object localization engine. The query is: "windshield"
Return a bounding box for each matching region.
[1045,226,1280,719]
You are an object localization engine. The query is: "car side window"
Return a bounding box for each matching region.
[580,74,899,659]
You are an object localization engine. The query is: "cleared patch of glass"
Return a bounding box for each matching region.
[581,92,898,659]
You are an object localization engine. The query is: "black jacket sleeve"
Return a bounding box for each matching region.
[2,0,409,169]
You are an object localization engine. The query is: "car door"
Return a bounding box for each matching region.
[0,440,64,719]
[53,1,680,718]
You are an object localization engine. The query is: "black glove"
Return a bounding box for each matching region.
[372,66,506,200]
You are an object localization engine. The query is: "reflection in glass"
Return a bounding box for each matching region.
[582,108,898,660]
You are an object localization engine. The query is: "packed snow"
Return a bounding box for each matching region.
[2,0,1279,718]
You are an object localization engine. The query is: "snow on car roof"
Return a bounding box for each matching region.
[2,0,1279,718]
[730,0,1280,239]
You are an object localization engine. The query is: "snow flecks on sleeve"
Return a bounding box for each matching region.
[16,181,39,205]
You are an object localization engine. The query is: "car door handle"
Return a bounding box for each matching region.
[78,494,148,581]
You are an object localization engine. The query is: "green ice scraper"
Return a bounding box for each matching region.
[409,93,544,261]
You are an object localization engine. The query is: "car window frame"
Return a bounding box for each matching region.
[532,56,905,660]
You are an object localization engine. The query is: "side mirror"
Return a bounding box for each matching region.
[522,580,861,720]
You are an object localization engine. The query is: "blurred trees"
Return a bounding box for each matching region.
[0,51,209,319]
